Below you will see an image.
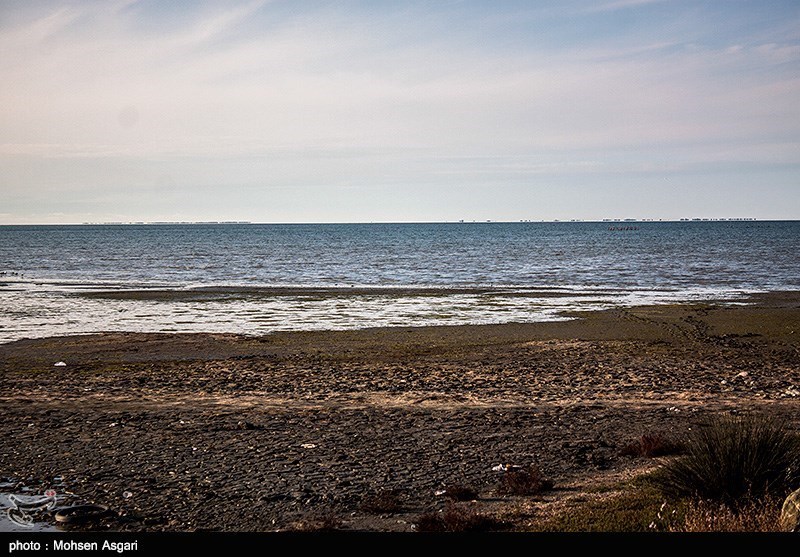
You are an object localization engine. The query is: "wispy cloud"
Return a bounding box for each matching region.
[170,0,269,47]
[1,1,798,222]
[586,0,669,13]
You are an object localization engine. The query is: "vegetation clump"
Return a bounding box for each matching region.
[653,414,800,506]
[497,465,553,496]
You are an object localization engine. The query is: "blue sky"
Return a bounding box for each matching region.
[1,0,799,223]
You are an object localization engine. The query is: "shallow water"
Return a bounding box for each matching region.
[0,221,797,342]
[0,493,59,532]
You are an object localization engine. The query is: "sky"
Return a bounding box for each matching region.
[1,0,799,223]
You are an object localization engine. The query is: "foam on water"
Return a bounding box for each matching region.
[0,222,797,342]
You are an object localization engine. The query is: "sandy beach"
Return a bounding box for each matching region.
[1,292,798,531]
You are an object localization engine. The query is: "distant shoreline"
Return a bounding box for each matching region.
[0,218,784,226]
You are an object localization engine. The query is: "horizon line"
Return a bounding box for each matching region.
[0,218,788,226]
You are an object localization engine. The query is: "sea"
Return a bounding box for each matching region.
[1,221,798,343]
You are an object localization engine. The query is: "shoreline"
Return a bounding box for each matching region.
[0,292,798,531]
[0,282,775,346]
[3,289,797,362]
[4,279,746,298]
[75,285,618,301]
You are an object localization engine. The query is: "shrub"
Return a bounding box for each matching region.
[359,489,404,514]
[653,414,800,506]
[414,504,505,532]
[414,512,444,532]
[440,485,479,502]
[497,465,553,496]
[621,433,682,458]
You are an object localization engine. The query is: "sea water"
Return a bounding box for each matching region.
[0,221,797,343]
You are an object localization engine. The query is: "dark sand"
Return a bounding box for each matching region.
[1,292,798,531]
[73,284,609,303]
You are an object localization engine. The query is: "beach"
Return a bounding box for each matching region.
[4,0,800,540]
[1,292,798,531]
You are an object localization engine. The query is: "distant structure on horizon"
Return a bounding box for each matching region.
[81,221,253,225]
[71,219,766,226]
[679,218,757,222]
[601,218,758,223]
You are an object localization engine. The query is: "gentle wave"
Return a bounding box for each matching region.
[0,278,757,344]
[0,222,797,342]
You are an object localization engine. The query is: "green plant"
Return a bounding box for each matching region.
[652,414,800,506]
[532,487,680,532]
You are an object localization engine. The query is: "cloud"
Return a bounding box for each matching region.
[1,5,795,158]
[585,0,669,13]
[177,0,268,46]
[1,1,798,221]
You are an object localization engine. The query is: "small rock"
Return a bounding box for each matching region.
[491,464,523,472]
[781,488,800,532]
[54,362,67,367]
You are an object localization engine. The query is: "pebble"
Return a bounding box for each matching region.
[4,306,799,532]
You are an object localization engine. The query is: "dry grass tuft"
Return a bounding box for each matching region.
[673,498,782,532]
[414,504,506,532]
[497,465,553,496]
[621,433,683,458]
[359,489,404,514]
[440,485,479,502]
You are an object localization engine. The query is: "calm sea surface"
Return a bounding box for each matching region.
[1,222,798,343]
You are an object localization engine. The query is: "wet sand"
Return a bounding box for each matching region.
[0,292,798,531]
[74,285,609,301]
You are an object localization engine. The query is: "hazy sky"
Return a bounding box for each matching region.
[2,0,799,223]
